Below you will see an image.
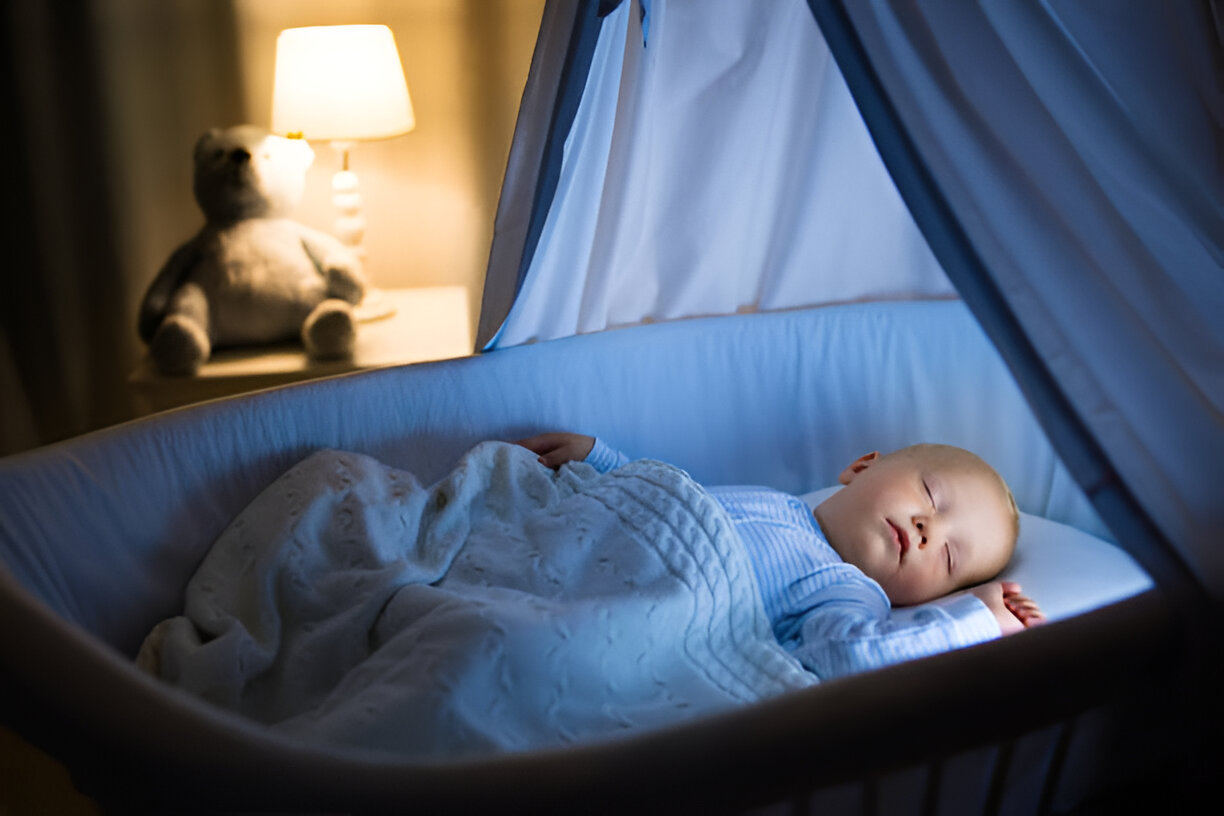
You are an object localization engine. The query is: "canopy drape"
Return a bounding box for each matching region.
[478,0,951,350]
[809,0,1223,602]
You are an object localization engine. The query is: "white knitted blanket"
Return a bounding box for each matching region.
[141,442,814,758]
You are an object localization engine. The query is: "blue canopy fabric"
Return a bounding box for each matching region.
[808,0,1223,604]
[478,0,607,349]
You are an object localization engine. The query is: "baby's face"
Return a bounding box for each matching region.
[814,446,1014,606]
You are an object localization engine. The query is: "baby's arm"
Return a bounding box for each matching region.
[790,579,1001,679]
[515,433,595,467]
[516,432,630,473]
[790,576,1044,679]
[969,581,1045,636]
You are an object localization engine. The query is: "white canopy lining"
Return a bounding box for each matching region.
[482,0,952,349]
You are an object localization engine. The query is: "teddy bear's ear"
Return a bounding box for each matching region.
[193,128,222,161]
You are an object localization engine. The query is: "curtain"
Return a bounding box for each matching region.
[0,0,247,457]
[810,0,1223,600]
[477,0,607,348]
[479,0,952,349]
[1,1,131,455]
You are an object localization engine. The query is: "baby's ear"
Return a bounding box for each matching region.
[838,451,879,485]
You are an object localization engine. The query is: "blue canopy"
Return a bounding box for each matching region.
[808,0,1222,606]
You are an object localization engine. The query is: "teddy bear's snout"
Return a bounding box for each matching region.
[229,148,252,165]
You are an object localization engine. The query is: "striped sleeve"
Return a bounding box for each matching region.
[788,577,1002,680]
[584,438,631,473]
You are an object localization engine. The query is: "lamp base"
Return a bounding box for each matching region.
[328,146,392,323]
[354,287,397,323]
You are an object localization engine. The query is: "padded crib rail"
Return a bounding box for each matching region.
[0,566,1185,813]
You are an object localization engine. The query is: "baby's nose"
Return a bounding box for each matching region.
[914,518,929,548]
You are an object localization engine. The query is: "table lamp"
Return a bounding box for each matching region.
[271,24,416,320]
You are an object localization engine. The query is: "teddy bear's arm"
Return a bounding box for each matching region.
[138,240,203,342]
[297,227,366,305]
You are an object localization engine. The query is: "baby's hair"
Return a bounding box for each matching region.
[887,443,1020,585]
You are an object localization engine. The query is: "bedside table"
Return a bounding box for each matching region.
[129,286,472,414]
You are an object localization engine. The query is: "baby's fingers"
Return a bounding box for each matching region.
[1003,597,1042,631]
[536,446,579,468]
[1019,608,1046,627]
[1004,596,1040,614]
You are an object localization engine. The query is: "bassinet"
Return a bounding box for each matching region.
[2,0,1220,813]
[0,301,1183,814]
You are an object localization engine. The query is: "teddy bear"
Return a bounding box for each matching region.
[138,124,366,376]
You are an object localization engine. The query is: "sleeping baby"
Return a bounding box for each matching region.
[140,431,1045,757]
[518,432,1044,679]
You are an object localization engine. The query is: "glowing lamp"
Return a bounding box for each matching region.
[272,24,415,319]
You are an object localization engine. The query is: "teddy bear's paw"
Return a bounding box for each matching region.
[303,300,358,359]
[151,315,210,376]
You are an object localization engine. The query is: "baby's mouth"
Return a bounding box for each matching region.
[888,520,910,560]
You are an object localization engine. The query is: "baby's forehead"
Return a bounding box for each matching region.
[899,446,1006,494]
[894,444,980,472]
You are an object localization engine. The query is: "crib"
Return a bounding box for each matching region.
[3,0,1220,812]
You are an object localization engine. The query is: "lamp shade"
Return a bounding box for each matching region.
[271,24,415,141]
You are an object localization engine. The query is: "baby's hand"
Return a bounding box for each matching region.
[970,581,1045,636]
[1001,581,1046,629]
[514,432,596,469]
